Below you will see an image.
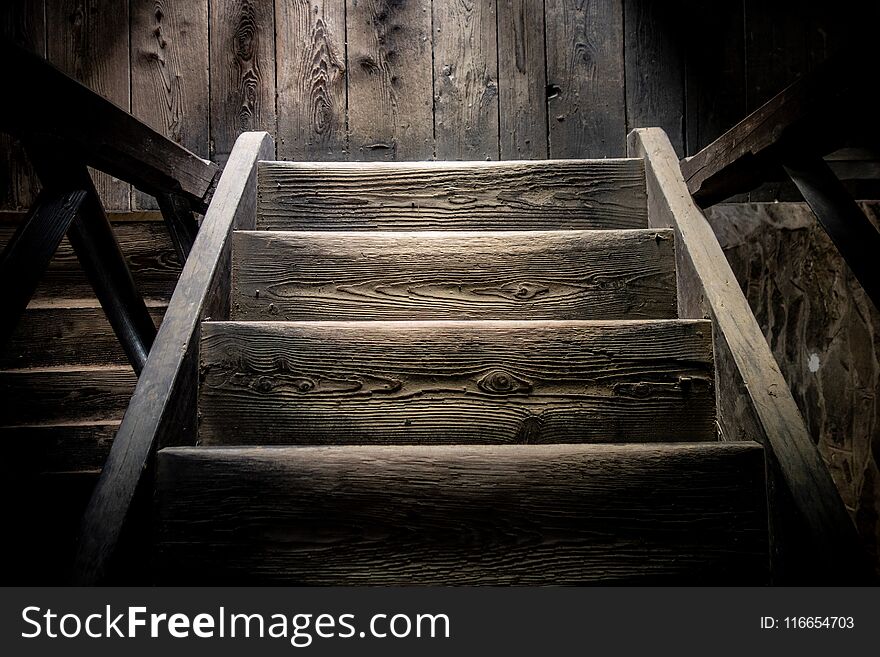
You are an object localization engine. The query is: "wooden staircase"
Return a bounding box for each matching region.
[154,158,770,584]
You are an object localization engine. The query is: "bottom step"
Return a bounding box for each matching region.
[156,443,768,585]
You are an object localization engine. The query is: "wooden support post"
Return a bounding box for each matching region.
[0,188,87,347]
[156,192,199,262]
[783,155,880,311]
[72,132,273,586]
[27,145,157,375]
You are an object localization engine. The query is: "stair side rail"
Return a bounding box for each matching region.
[629,127,872,584]
[71,132,274,585]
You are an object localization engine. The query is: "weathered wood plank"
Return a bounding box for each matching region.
[131,0,211,210]
[346,0,434,160]
[257,159,648,230]
[0,222,181,302]
[47,0,132,210]
[0,189,87,348]
[2,422,118,474]
[73,132,273,585]
[156,442,768,585]
[680,57,859,208]
[275,0,347,161]
[0,0,45,211]
[199,319,716,445]
[1,302,166,369]
[433,0,499,160]
[231,229,677,321]
[497,0,547,159]
[629,127,873,583]
[0,365,136,426]
[545,0,626,157]
[623,0,684,155]
[209,0,276,163]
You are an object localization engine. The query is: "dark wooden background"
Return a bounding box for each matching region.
[0,0,866,211]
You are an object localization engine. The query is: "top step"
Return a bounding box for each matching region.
[256,159,648,231]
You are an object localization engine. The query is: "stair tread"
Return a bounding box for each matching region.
[231,229,676,321]
[198,319,716,445]
[156,442,768,585]
[0,365,136,426]
[257,158,648,231]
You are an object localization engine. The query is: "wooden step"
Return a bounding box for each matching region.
[231,229,676,321]
[0,365,136,426]
[155,442,768,585]
[1,301,166,369]
[0,221,180,301]
[199,320,716,445]
[256,159,648,231]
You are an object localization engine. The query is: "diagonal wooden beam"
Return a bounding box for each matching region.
[784,154,880,311]
[0,188,87,347]
[0,41,220,212]
[27,145,157,375]
[156,192,199,263]
[680,49,871,208]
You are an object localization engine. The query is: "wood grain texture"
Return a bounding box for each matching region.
[1,303,166,369]
[623,0,684,155]
[629,127,873,583]
[231,229,676,320]
[0,222,182,302]
[497,0,547,159]
[199,319,716,445]
[156,442,768,585]
[0,365,136,426]
[545,0,625,157]
[210,0,276,162]
[47,0,131,210]
[0,0,45,211]
[2,421,118,474]
[433,0,499,160]
[256,159,648,230]
[346,0,434,160]
[73,132,274,585]
[276,0,347,160]
[131,0,210,210]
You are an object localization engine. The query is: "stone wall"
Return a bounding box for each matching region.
[706,203,880,571]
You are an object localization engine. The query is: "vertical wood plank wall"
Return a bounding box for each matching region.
[0,0,863,210]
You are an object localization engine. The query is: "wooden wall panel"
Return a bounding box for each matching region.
[47,0,131,210]
[545,0,626,158]
[0,0,45,211]
[209,0,276,164]
[497,0,547,159]
[130,0,210,209]
[275,0,347,161]
[433,0,499,160]
[346,0,434,160]
[623,0,684,155]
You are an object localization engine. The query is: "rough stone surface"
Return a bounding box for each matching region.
[706,202,880,573]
